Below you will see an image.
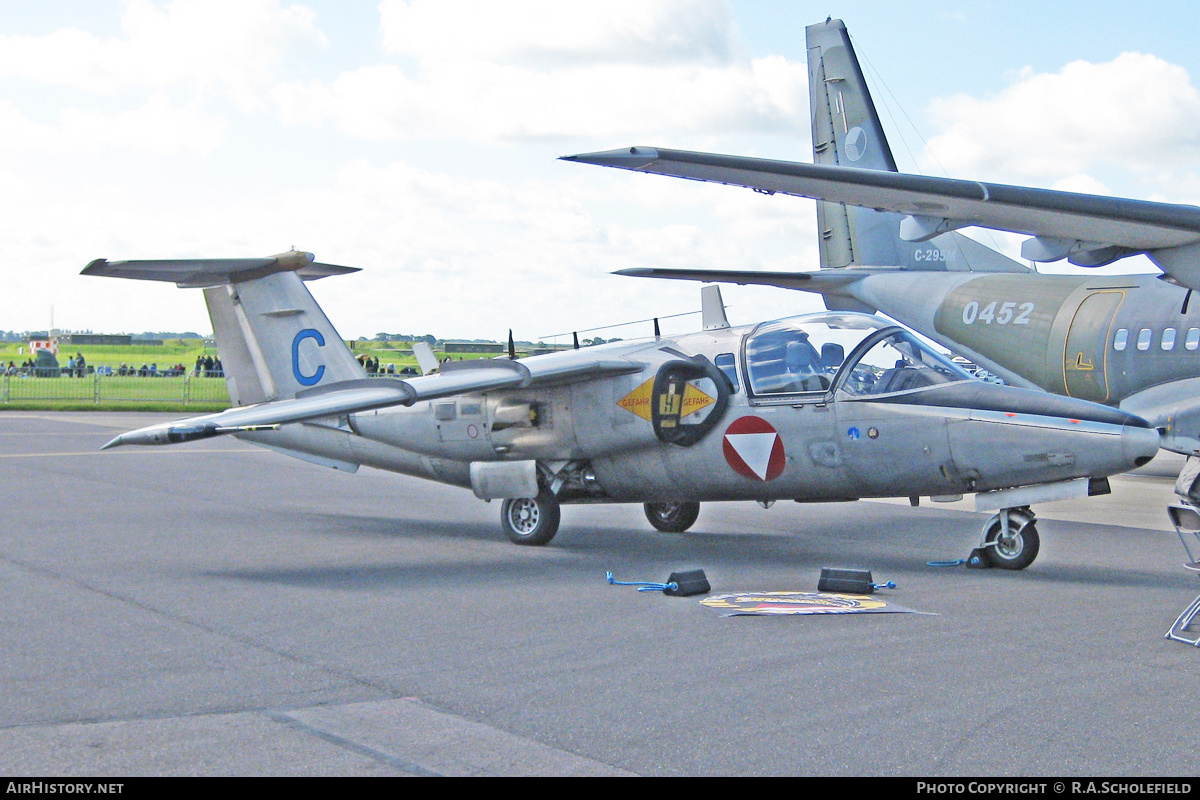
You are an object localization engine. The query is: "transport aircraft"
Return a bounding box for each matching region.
[83,250,1158,569]
[562,18,1200,457]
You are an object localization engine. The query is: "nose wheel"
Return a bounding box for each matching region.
[980,507,1040,570]
[500,490,561,546]
[643,501,701,533]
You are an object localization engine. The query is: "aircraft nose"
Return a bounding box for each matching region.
[1121,419,1160,470]
[923,381,1161,488]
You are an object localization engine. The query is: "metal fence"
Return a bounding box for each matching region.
[0,373,230,404]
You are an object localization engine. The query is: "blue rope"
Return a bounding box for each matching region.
[873,581,897,589]
[606,571,679,593]
[927,559,967,567]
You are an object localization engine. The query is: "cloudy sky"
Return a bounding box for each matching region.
[3,0,1199,342]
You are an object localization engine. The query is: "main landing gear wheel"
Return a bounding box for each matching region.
[982,509,1040,570]
[643,501,700,533]
[501,490,561,546]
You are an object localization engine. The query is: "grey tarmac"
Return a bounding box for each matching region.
[0,412,1195,777]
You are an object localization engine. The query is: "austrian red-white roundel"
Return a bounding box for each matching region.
[722,416,786,481]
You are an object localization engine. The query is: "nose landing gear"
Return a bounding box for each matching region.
[977,507,1040,570]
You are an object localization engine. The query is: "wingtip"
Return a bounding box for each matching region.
[559,147,660,168]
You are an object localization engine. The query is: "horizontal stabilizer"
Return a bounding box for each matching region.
[82,249,359,288]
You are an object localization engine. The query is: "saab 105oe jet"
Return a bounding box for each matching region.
[563,18,1200,458]
[84,250,1158,569]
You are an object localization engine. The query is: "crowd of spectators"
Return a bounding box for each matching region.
[1,352,225,378]
[113,362,193,377]
[194,355,223,377]
[3,350,426,380]
[356,354,416,376]
[5,352,90,377]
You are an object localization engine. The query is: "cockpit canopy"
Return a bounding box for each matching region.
[743,312,971,399]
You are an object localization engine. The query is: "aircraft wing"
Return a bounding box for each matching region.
[614,266,869,290]
[103,356,644,448]
[563,147,1200,286]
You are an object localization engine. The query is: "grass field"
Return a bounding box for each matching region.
[0,339,432,373]
[0,373,230,411]
[0,340,508,411]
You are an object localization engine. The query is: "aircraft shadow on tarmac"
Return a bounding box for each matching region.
[194,507,1188,593]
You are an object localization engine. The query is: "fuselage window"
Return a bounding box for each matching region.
[1113,328,1129,351]
[1162,328,1177,351]
[714,353,739,393]
[1136,328,1152,351]
[1187,328,1200,350]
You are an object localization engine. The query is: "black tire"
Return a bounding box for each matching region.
[643,501,701,533]
[982,514,1040,570]
[500,490,561,546]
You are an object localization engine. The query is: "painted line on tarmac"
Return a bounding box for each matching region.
[263,709,443,777]
[278,697,637,777]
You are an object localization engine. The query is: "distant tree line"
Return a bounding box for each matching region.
[368,333,438,345]
[1,330,206,341]
[0,329,623,349]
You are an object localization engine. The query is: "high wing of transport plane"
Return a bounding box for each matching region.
[562,18,1200,456]
[83,249,1158,570]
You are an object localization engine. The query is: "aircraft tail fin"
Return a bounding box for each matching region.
[412,341,440,375]
[83,251,365,406]
[806,19,1026,274]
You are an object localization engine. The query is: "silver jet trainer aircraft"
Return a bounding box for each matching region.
[562,18,1200,458]
[84,251,1158,569]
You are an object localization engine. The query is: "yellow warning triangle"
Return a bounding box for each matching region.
[617,378,655,421]
[681,383,716,417]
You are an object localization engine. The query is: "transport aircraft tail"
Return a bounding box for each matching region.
[806,18,1026,274]
[82,250,366,406]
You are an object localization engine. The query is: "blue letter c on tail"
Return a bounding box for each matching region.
[292,328,326,386]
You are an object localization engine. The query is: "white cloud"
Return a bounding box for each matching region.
[923,53,1200,186]
[0,2,821,340]
[378,0,734,68]
[0,0,325,106]
[273,56,808,142]
[274,0,808,142]
[274,56,811,142]
[0,95,225,155]
[0,1,326,159]
[0,151,818,340]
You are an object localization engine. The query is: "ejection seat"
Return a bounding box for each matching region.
[1165,455,1200,646]
[783,341,827,393]
[819,342,844,373]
